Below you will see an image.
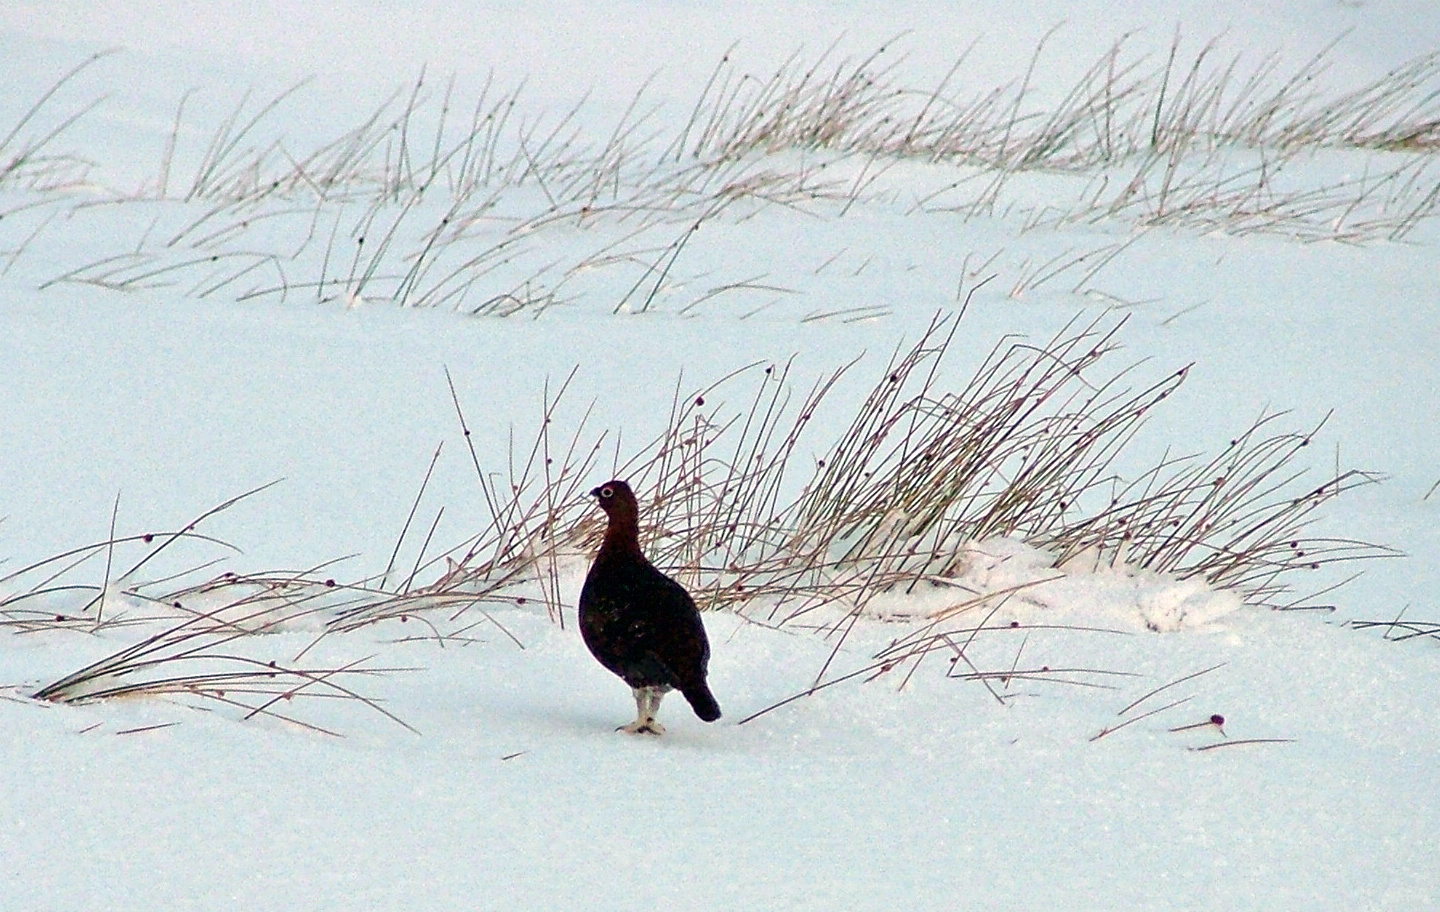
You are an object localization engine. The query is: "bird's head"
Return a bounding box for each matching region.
[590,479,638,518]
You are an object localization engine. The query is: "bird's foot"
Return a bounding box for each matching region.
[618,717,666,735]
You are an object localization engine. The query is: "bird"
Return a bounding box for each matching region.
[578,479,721,734]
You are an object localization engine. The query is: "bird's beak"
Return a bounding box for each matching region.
[589,485,603,498]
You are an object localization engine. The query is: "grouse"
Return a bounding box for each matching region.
[578,479,721,734]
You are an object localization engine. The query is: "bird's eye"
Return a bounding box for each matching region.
[600,486,614,498]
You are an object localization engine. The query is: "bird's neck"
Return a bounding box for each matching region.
[597,512,646,563]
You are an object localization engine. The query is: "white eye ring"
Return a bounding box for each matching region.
[600,486,614,498]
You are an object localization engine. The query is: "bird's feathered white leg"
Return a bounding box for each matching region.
[619,685,668,735]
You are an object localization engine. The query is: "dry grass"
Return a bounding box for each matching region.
[677,34,1440,238]
[1348,613,1440,644]
[1,36,1410,719]
[3,486,416,734]
[30,596,416,737]
[369,307,1383,703]
[2,309,1389,722]
[417,308,1387,635]
[0,53,105,191]
[10,33,1439,316]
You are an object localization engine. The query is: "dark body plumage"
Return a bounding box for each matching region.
[578,480,721,734]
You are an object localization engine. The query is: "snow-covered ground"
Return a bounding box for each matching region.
[3,3,1438,909]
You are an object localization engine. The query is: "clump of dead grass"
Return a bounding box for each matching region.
[3,308,1389,725]
[424,308,1388,631]
[30,595,415,737]
[0,53,105,192]
[4,485,415,734]
[14,33,1440,318]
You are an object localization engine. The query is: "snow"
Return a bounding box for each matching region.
[3,2,1439,909]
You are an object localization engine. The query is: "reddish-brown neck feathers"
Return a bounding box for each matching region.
[592,479,644,560]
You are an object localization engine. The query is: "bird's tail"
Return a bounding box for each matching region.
[681,683,722,722]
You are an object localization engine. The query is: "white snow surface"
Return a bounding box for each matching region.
[3,3,1439,910]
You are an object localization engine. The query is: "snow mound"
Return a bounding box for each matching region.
[869,536,1243,633]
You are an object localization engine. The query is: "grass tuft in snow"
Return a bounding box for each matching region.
[10,34,1440,319]
[0,52,106,192]
[424,308,1388,633]
[3,486,415,735]
[1,311,1389,719]
[30,593,417,737]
